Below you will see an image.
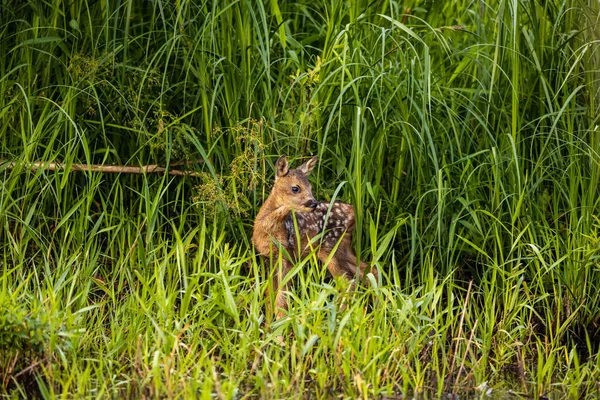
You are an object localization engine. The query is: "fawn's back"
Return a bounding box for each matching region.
[285,200,356,255]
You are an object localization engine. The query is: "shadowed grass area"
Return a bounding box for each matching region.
[1,0,599,398]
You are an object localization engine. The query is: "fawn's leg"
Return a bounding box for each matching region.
[335,235,378,284]
[271,257,293,319]
[319,235,374,285]
[318,248,353,281]
[320,248,359,314]
[317,247,358,312]
[349,256,378,284]
[359,260,378,283]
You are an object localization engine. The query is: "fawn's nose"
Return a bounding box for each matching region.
[304,200,318,209]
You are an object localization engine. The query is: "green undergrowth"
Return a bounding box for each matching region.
[1,0,600,398]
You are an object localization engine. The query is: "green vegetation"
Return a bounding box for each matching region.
[1,0,599,397]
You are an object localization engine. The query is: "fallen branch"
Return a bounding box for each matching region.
[1,160,201,177]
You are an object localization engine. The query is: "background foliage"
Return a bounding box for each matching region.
[1,0,599,397]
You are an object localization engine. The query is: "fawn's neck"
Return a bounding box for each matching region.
[252,194,294,253]
[256,194,291,225]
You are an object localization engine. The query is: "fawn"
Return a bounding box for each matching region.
[252,155,377,318]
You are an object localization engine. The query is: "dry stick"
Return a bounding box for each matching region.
[454,318,479,390]
[13,356,49,378]
[2,351,19,389]
[516,342,528,395]
[211,358,226,400]
[449,280,473,394]
[2,160,201,177]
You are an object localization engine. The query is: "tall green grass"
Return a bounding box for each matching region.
[1,0,599,397]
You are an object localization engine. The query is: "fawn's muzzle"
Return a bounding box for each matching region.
[304,200,318,209]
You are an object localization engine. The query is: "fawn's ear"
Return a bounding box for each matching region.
[297,156,318,176]
[275,155,289,179]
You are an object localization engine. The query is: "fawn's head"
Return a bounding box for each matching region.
[270,155,318,213]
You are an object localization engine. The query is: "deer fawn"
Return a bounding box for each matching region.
[252,155,378,318]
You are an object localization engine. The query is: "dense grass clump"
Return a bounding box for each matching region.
[1,0,599,397]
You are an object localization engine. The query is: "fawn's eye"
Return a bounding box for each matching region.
[291,186,300,194]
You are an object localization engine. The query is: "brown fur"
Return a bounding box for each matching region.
[252,156,378,318]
